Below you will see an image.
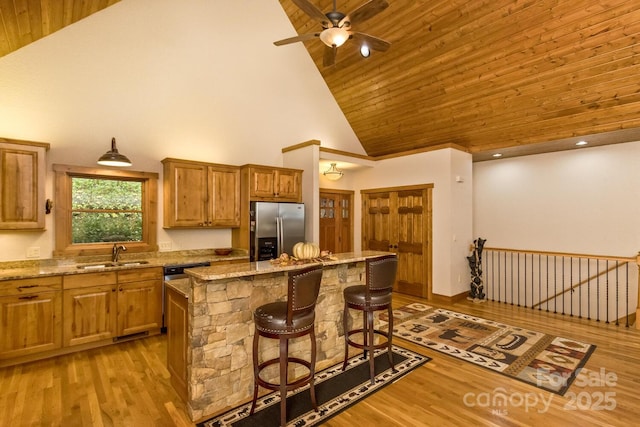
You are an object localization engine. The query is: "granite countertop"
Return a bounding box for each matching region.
[187,251,391,281]
[0,249,248,281]
[165,278,190,298]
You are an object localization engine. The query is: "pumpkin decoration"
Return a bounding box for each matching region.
[292,242,320,260]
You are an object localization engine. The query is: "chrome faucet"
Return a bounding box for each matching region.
[112,244,127,262]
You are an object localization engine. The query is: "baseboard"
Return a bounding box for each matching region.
[430,291,469,305]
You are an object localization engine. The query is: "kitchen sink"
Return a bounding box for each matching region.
[76,260,150,269]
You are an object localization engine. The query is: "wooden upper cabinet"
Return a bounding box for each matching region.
[162,158,240,228]
[245,165,302,202]
[0,138,49,230]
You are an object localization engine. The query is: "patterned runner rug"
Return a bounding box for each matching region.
[197,345,430,427]
[383,303,596,395]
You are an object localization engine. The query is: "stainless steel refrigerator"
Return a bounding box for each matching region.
[249,201,305,261]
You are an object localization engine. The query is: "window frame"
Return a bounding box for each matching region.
[53,164,158,257]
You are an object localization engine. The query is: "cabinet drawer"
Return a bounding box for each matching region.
[0,276,62,297]
[118,267,162,283]
[63,272,117,289]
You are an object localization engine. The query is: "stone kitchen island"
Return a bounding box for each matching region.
[178,250,391,422]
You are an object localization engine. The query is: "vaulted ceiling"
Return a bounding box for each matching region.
[2,0,640,161]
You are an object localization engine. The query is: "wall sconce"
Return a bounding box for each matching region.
[323,163,344,180]
[97,137,132,167]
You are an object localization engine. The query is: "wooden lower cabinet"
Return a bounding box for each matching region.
[0,267,163,367]
[116,268,162,336]
[0,289,62,360]
[166,285,188,401]
[63,272,118,347]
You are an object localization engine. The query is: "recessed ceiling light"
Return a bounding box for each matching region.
[576,141,588,146]
[492,153,503,158]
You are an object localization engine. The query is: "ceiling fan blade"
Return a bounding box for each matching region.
[291,0,329,25]
[274,32,320,46]
[351,32,390,51]
[340,0,389,27]
[323,45,337,67]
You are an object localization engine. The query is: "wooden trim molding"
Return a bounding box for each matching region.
[52,164,159,257]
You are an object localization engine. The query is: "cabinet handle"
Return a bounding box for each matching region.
[18,295,38,300]
[17,285,38,290]
[119,287,123,292]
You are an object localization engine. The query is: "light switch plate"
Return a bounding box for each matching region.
[159,242,172,251]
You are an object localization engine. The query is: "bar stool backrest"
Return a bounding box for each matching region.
[366,254,398,297]
[287,264,324,325]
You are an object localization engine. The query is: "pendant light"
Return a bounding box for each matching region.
[97,137,132,167]
[323,163,343,180]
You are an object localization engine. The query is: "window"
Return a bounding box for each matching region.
[53,164,158,256]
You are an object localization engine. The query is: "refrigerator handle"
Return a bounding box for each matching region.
[276,216,282,257]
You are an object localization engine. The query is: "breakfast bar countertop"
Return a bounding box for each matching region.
[185,250,390,281]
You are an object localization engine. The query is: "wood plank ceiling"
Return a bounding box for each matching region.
[0,0,120,56]
[2,1,640,161]
[280,0,640,160]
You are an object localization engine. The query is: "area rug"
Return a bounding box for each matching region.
[382,303,596,395]
[197,345,429,427]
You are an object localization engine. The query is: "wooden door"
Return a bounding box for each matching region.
[117,280,162,336]
[63,285,117,346]
[362,185,432,298]
[319,190,354,253]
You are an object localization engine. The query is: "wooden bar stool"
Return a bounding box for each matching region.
[342,254,398,384]
[250,264,324,427]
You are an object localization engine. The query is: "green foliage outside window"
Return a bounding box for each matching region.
[71,177,143,243]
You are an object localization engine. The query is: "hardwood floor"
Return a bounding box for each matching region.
[1,294,638,426]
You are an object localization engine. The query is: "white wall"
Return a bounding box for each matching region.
[473,142,640,256]
[350,148,474,297]
[283,144,320,244]
[0,0,364,261]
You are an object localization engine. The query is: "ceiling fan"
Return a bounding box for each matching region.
[275,0,391,67]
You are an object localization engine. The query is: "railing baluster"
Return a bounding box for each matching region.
[481,248,635,327]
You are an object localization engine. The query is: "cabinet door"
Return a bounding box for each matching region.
[209,166,240,227]
[275,169,301,201]
[0,141,47,229]
[164,161,208,227]
[117,279,162,336]
[0,291,62,359]
[248,166,302,201]
[63,285,117,346]
[166,287,188,401]
[249,166,277,199]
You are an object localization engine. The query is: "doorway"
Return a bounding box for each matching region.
[361,184,433,299]
[319,189,354,254]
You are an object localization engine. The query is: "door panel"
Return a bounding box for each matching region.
[363,192,392,252]
[362,186,432,298]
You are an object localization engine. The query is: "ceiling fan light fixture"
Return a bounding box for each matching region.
[319,26,350,47]
[323,163,344,180]
[360,44,370,57]
[97,137,132,167]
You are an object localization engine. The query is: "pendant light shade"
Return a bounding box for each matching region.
[97,137,132,167]
[323,163,343,180]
